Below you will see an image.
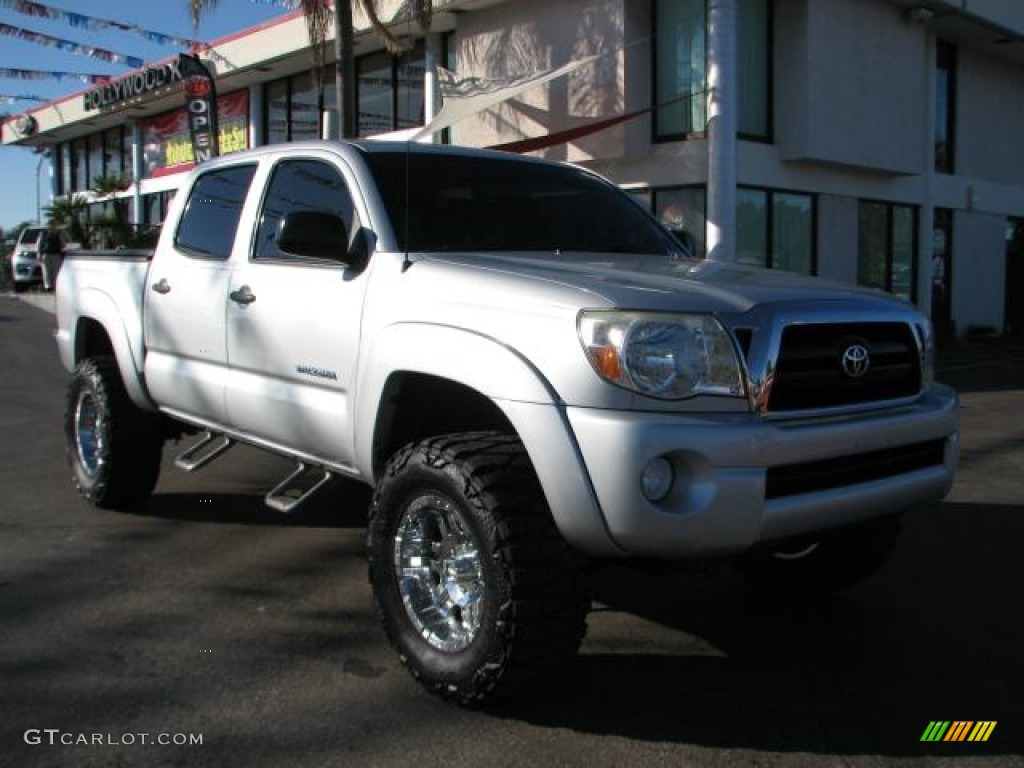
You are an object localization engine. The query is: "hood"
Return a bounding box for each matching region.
[422,252,910,315]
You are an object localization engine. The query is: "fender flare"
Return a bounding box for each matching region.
[354,322,622,557]
[70,288,155,412]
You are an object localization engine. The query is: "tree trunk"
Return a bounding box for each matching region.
[335,2,357,138]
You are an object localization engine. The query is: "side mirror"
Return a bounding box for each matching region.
[277,210,350,262]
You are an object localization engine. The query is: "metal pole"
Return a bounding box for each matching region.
[36,154,44,223]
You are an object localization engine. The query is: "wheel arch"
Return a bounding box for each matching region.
[355,323,621,557]
[69,289,154,412]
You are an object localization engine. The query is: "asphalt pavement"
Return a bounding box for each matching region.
[1,290,1022,768]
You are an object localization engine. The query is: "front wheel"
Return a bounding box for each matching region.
[735,514,903,597]
[65,357,163,509]
[368,432,590,705]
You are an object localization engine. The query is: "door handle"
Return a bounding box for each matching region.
[229,285,256,305]
[151,277,171,294]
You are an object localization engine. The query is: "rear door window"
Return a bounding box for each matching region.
[175,164,257,259]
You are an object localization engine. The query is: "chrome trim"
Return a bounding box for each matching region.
[393,494,485,653]
[721,302,929,418]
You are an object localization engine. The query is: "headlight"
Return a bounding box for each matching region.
[578,311,745,399]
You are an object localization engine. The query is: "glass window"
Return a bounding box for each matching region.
[738,187,815,273]
[858,201,917,300]
[358,51,394,137]
[290,71,320,142]
[737,187,767,267]
[103,127,125,180]
[891,206,915,301]
[738,0,770,139]
[858,202,888,291]
[397,41,426,131]
[122,127,134,182]
[87,135,105,188]
[255,159,355,261]
[655,186,706,258]
[655,0,706,138]
[265,77,289,145]
[57,143,70,196]
[175,164,257,259]
[441,32,457,144]
[772,192,812,273]
[72,138,87,193]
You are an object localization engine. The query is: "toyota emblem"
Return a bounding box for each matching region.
[841,344,870,378]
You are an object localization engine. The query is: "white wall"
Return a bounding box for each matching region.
[956,47,1024,186]
[775,0,927,174]
[952,210,1006,333]
[453,0,626,162]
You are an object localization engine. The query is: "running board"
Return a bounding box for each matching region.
[174,431,235,472]
[265,463,333,513]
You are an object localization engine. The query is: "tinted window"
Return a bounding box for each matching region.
[18,228,45,246]
[175,164,257,259]
[255,159,355,261]
[364,152,677,256]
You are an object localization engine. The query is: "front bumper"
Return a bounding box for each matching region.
[12,257,43,283]
[567,385,959,559]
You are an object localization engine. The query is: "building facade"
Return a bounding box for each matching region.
[3,0,1024,338]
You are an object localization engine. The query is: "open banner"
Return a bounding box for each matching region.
[141,89,248,178]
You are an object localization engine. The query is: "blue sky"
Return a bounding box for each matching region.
[0,0,291,232]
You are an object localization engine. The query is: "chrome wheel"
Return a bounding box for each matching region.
[393,493,486,653]
[74,389,104,478]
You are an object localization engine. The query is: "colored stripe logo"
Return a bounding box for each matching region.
[921,721,997,742]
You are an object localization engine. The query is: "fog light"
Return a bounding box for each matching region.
[640,457,674,502]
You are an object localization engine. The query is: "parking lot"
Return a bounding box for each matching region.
[1,290,1022,767]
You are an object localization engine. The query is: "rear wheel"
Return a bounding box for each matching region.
[736,514,903,597]
[65,357,163,509]
[368,432,590,705]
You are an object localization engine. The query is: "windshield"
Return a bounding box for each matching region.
[17,228,45,246]
[364,151,679,256]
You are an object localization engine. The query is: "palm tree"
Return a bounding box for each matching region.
[190,1,433,139]
[43,193,90,246]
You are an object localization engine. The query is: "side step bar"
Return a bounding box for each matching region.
[175,431,235,472]
[265,463,333,514]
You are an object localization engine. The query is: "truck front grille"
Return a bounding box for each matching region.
[765,439,946,500]
[767,322,921,412]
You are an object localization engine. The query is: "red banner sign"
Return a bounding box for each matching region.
[141,89,248,178]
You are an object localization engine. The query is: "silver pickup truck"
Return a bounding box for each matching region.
[55,140,958,704]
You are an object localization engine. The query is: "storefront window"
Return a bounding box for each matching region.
[103,127,126,180]
[265,77,289,144]
[772,192,813,273]
[87,135,105,189]
[358,51,394,136]
[737,188,767,267]
[858,201,917,301]
[357,43,425,137]
[739,187,815,273]
[654,0,705,138]
[290,71,320,141]
[72,138,87,194]
[654,0,770,141]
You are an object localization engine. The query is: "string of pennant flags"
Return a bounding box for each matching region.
[0,92,45,103]
[0,67,110,84]
[0,0,204,50]
[0,22,144,67]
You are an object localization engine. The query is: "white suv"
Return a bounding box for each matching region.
[9,226,47,293]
